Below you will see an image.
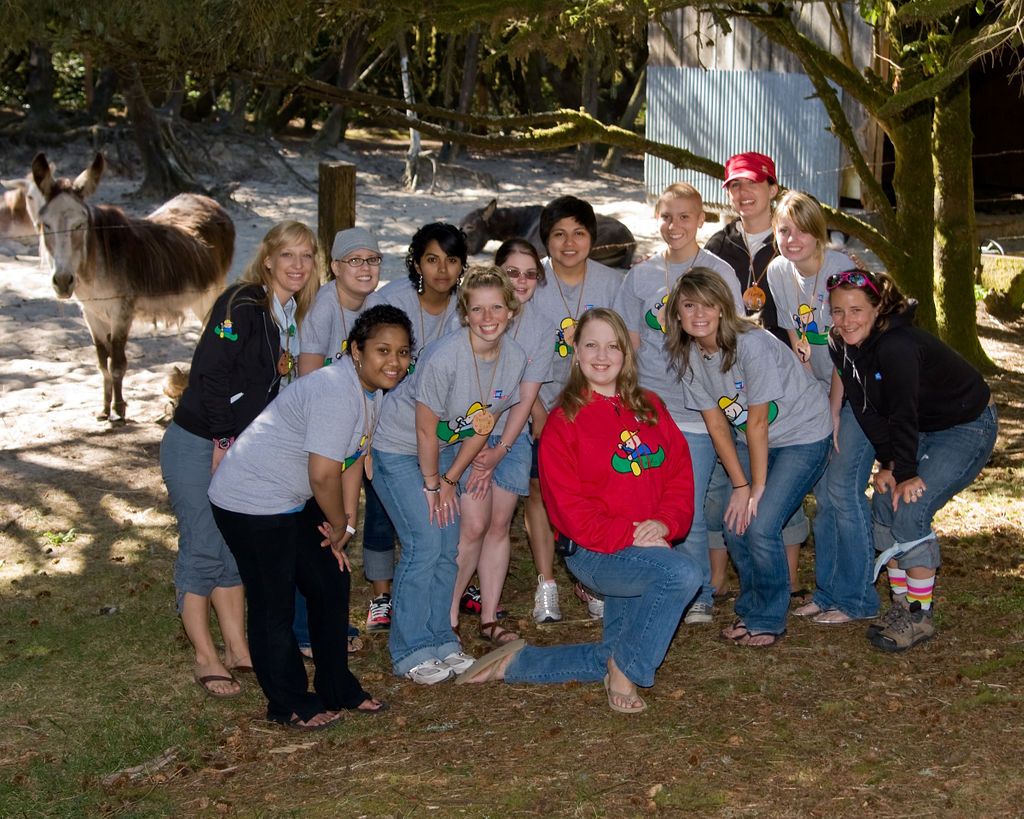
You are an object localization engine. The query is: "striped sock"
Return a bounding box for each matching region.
[906,575,935,610]
[888,568,908,598]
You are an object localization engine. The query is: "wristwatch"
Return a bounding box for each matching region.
[214,436,235,450]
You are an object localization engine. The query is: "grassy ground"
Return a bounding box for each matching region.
[1,312,1022,818]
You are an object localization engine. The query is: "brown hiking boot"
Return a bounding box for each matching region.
[866,593,909,637]
[868,601,935,652]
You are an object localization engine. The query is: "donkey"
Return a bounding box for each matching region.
[459,199,636,268]
[0,172,44,255]
[32,152,235,421]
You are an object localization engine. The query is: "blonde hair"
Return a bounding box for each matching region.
[558,308,656,424]
[664,268,758,377]
[655,182,703,215]
[773,191,827,253]
[240,221,323,327]
[456,264,521,324]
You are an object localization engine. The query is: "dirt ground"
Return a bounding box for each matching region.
[1,135,1023,817]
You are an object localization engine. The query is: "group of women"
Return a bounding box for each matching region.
[161,150,997,724]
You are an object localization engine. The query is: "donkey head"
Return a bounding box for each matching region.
[458,198,498,255]
[32,152,105,299]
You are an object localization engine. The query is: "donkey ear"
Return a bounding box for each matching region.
[73,153,105,199]
[481,199,497,221]
[31,153,55,198]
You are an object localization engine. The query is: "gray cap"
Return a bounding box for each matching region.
[331,227,380,260]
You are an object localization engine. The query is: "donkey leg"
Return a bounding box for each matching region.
[92,335,114,421]
[109,330,130,422]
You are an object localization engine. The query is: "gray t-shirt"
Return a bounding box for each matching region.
[365,278,456,366]
[682,328,832,448]
[494,299,556,436]
[532,259,623,410]
[209,356,378,514]
[767,249,849,387]
[614,248,743,432]
[373,329,528,455]
[299,280,364,367]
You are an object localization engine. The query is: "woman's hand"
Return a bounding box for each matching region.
[317,521,353,572]
[211,446,227,474]
[724,483,757,532]
[466,447,501,499]
[428,481,460,528]
[893,476,927,510]
[632,519,669,547]
[873,468,897,497]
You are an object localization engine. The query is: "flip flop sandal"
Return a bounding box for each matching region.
[194,673,241,699]
[455,638,526,685]
[347,698,389,715]
[230,664,255,675]
[285,711,342,732]
[734,630,786,648]
[812,609,855,625]
[793,601,825,618]
[718,619,750,644]
[603,674,647,714]
[348,635,364,653]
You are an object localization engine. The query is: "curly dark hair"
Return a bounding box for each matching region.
[347,304,415,355]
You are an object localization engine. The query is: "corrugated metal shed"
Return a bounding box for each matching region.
[646,5,879,208]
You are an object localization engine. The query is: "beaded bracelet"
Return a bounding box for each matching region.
[440,474,457,487]
[423,485,441,494]
[497,440,513,454]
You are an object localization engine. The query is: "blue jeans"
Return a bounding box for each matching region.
[372,447,461,676]
[705,462,809,552]
[725,435,831,634]
[674,430,716,607]
[505,544,699,687]
[362,476,397,582]
[872,404,997,570]
[811,404,879,618]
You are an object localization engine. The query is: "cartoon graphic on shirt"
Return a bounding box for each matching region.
[717,394,779,432]
[214,319,238,341]
[436,401,490,443]
[611,428,666,476]
[324,339,349,366]
[555,317,577,358]
[644,294,669,334]
[341,434,368,471]
[793,301,830,345]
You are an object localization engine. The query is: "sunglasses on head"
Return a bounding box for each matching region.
[826,269,879,296]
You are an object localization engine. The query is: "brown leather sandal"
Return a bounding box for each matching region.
[479,621,519,645]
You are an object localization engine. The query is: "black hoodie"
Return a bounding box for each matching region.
[173,283,282,441]
[829,302,990,483]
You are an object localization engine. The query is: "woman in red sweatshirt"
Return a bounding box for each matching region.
[458,308,698,713]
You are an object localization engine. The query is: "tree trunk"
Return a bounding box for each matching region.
[398,35,421,190]
[88,67,119,124]
[887,106,938,332]
[314,29,372,151]
[441,26,482,163]
[602,63,647,173]
[119,64,203,198]
[932,73,992,369]
[24,43,58,130]
[574,55,600,177]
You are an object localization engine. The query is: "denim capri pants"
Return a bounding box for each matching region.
[491,431,531,497]
[160,421,242,611]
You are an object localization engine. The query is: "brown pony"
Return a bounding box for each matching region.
[32,152,235,421]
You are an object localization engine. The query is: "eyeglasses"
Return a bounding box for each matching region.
[341,256,383,267]
[503,267,539,280]
[826,269,879,296]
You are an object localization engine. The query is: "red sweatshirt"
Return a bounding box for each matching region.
[538,391,694,553]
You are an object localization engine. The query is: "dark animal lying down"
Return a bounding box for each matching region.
[459,199,636,269]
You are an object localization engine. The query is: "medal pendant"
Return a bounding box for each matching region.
[562,322,576,346]
[796,335,811,362]
[742,285,766,311]
[472,409,495,435]
[654,302,668,333]
[277,351,294,376]
[364,452,374,481]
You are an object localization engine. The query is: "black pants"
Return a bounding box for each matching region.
[211,499,368,723]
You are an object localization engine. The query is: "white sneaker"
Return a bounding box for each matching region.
[533,575,562,623]
[441,651,476,675]
[574,581,604,620]
[684,601,714,625]
[405,659,454,685]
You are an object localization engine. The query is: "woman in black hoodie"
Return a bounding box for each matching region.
[827,269,996,652]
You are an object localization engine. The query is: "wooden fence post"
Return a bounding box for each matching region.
[318,161,356,267]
